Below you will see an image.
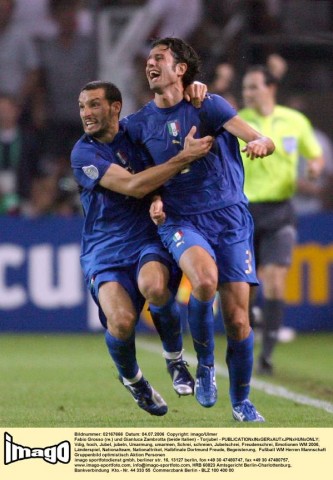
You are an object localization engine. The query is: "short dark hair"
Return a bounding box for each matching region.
[80,81,122,106]
[245,65,279,86]
[150,37,201,88]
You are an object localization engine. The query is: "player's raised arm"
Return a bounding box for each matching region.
[183,78,275,158]
[99,126,213,198]
[223,115,275,160]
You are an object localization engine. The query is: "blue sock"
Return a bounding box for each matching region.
[187,294,215,365]
[149,296,183,354]
[226,330,254,406]
[105,330,139,380]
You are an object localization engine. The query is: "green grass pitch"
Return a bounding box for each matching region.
[0,332,332,428]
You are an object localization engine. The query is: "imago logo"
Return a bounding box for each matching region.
[4,432,71,465]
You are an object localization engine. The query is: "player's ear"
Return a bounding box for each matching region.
[111,101,122,115]
[177,62,188,76]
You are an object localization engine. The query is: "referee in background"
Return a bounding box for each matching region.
[239,65,324,375]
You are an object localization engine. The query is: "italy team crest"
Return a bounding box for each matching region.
[167,120,180,137]
[172,230,185,248]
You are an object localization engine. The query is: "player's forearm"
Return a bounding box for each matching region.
[128,126,213,196]
[100,128,212,196]
[225,115,275,157]
[124,150,191,198]
[100,150,193,198]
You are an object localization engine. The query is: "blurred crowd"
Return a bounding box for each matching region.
[1,0,333,216]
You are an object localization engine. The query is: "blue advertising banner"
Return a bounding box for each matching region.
[283,213,333,331]
[0,216,88,332]
[0,214,332,332]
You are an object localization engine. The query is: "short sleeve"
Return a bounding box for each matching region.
[71,144,111,191]
[201,94,237,134]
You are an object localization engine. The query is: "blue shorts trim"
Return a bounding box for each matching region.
[138,242,173,271]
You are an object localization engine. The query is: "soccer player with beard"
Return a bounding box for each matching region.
[71,80,213,416]
[125,37,275,421]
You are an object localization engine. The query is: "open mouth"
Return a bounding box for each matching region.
[148,70,160,82]
[85,121,97,129]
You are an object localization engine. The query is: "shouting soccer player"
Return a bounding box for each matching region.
[126,37,275,422]
[71,81,213,416]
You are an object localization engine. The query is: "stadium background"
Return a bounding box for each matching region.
[1,0,333,334]
[0,213,332,333]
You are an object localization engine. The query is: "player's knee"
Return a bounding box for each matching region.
[224,308,249,338]
[140,280,169,305]
[107,309,136,340]
[192,275,217,301]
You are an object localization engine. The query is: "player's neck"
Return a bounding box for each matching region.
[154,85,184,108]
[94,124,119,143]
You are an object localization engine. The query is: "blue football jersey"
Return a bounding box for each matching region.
[71,124,160,281]
[126,94,248,215]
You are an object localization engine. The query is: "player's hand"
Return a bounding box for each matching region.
[241,137,275,160]
[183,126,213,161]
[150,196,166,225]
[184,81,207,108]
